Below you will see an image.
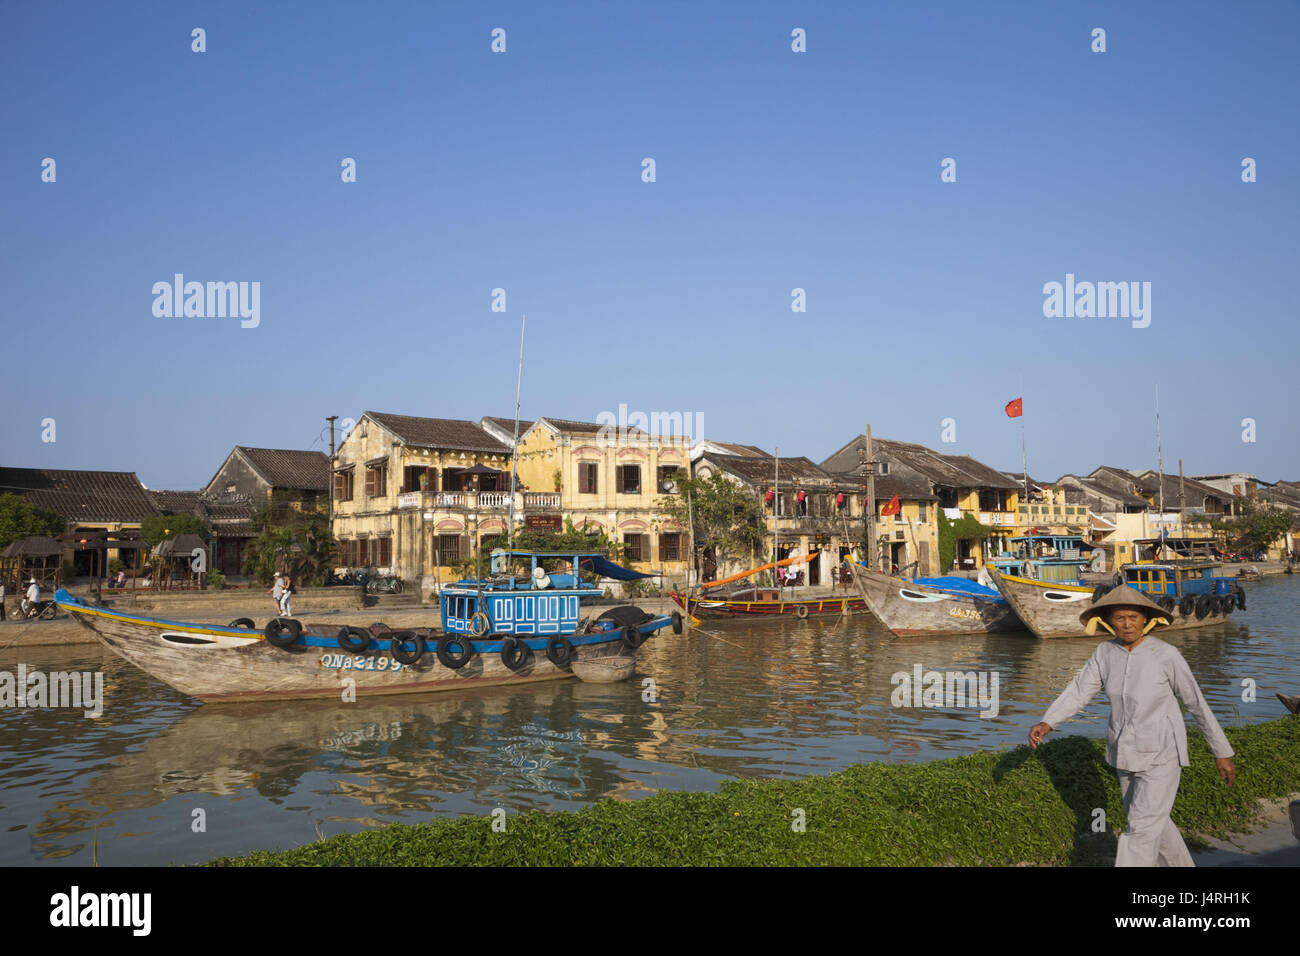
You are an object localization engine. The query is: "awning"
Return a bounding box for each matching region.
[577,555,653,581]
[1,536,63,558]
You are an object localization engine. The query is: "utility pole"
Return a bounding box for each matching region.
[326,415,339,525]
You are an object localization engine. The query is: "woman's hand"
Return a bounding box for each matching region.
[1028,722,1052,749]
[1216,757,1235,786]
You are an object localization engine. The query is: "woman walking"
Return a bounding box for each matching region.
[1028,587,1235,867]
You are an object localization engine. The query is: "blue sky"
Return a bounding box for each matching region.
[2,1,1296,490]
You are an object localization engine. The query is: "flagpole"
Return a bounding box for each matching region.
[1020,417,1029,505]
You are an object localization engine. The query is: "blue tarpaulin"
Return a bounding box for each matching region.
[578,555,653,581]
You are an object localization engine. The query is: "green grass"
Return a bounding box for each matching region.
[209,718,1300,867]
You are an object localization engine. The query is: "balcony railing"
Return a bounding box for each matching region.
[394,491,563,512]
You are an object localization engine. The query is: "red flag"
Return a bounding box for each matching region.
[1005,397,1023,418]
[881,494,901,516]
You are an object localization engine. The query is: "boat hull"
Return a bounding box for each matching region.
[987,570,1241,639]
[669,591,865,618]
[850,568,1021,636]
[58,596,637,703]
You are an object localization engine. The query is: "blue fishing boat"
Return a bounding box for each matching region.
[441,548,678,646]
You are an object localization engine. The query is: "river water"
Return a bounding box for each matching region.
[2,576,1296,865]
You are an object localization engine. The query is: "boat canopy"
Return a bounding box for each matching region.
[578,555,652,581]
[486,548,650,581]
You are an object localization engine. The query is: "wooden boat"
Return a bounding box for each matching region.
[53,549,674,703]
[571,653,637,683]
[849,565,1020,636]
[988,550,1245,639]
[669,588,865,619]
[668,552,865,618]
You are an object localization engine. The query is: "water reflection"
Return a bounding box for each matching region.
[1,577,1296,864]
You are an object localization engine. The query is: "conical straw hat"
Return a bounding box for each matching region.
[1079,584,1171,627]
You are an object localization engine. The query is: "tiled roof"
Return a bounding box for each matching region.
[1129,470,1230,507]
[151,490,202,515]
[481,416,536,437]
[237,448,331,491]
[701,454,832,484]
[708,441,771,458]
[827,472,939,501]
[821,435,1018,490]
[365,412,510,454]
[1059,472,1149,509]
[533,417,650,439]
[0,467,160,523]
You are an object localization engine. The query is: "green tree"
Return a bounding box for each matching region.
[656,472,766,572]
[241,501,337,586]
[140,513,207,547]
[937,511,993,573]
[1211,498,1294,557]
[0,493,65,550]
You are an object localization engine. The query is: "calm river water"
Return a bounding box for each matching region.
[2,576,1297,865]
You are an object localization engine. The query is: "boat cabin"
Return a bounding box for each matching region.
[1122,563,1237,599]
[988,533,1095,584]
[440,549,643,637]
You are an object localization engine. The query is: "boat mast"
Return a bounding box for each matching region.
[1156,385,1165,532]
[507,315,526,552]
[774,446,781,598]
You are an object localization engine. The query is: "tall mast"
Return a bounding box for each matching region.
[774,446,780,597]
[1156,385,1164,516]
[506,314,526,551]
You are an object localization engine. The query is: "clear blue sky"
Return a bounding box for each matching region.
[2,1,1296,490]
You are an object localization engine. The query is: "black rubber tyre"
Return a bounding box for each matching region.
[545,635,575,668]
[1091,584,1112,603]
[40,603,57,620]
[1220,595,1234,615]
[436,634,475,670]
[794,605,810,620]
[1236,587,1246,611]
[389,630,424,665]
[1179,595,1196,617]
[338,626,371,653]
[500,636,533,672]
[1157,596,1176,614]
[619,625,641,651]
[671,610,683,635]
[265,618,302,648]
[1194,595,1211,620]
[229,617,256,629]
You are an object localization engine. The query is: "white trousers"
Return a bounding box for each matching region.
[1115,760,1194,867]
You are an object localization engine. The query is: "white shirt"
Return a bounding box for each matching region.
[1042,635,1234,772]
[26,583,39,603]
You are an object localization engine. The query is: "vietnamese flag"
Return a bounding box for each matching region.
[1005,397,1023,418]
[881,494,901,516]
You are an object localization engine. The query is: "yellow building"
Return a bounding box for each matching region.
[331,412,526,590]
[510,417,691,577]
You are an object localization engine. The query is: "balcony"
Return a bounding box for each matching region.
[395,491,563,512]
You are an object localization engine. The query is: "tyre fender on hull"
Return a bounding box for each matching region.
[265,618,302,648]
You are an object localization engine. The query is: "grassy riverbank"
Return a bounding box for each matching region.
[210,717,1300,866]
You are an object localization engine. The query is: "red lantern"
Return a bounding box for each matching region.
[836,493,844,507]
[765,490,774,503]
[796,490,806,502]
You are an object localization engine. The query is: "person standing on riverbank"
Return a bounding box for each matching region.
[1028,587,1235,867]
[269,572,285,617]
